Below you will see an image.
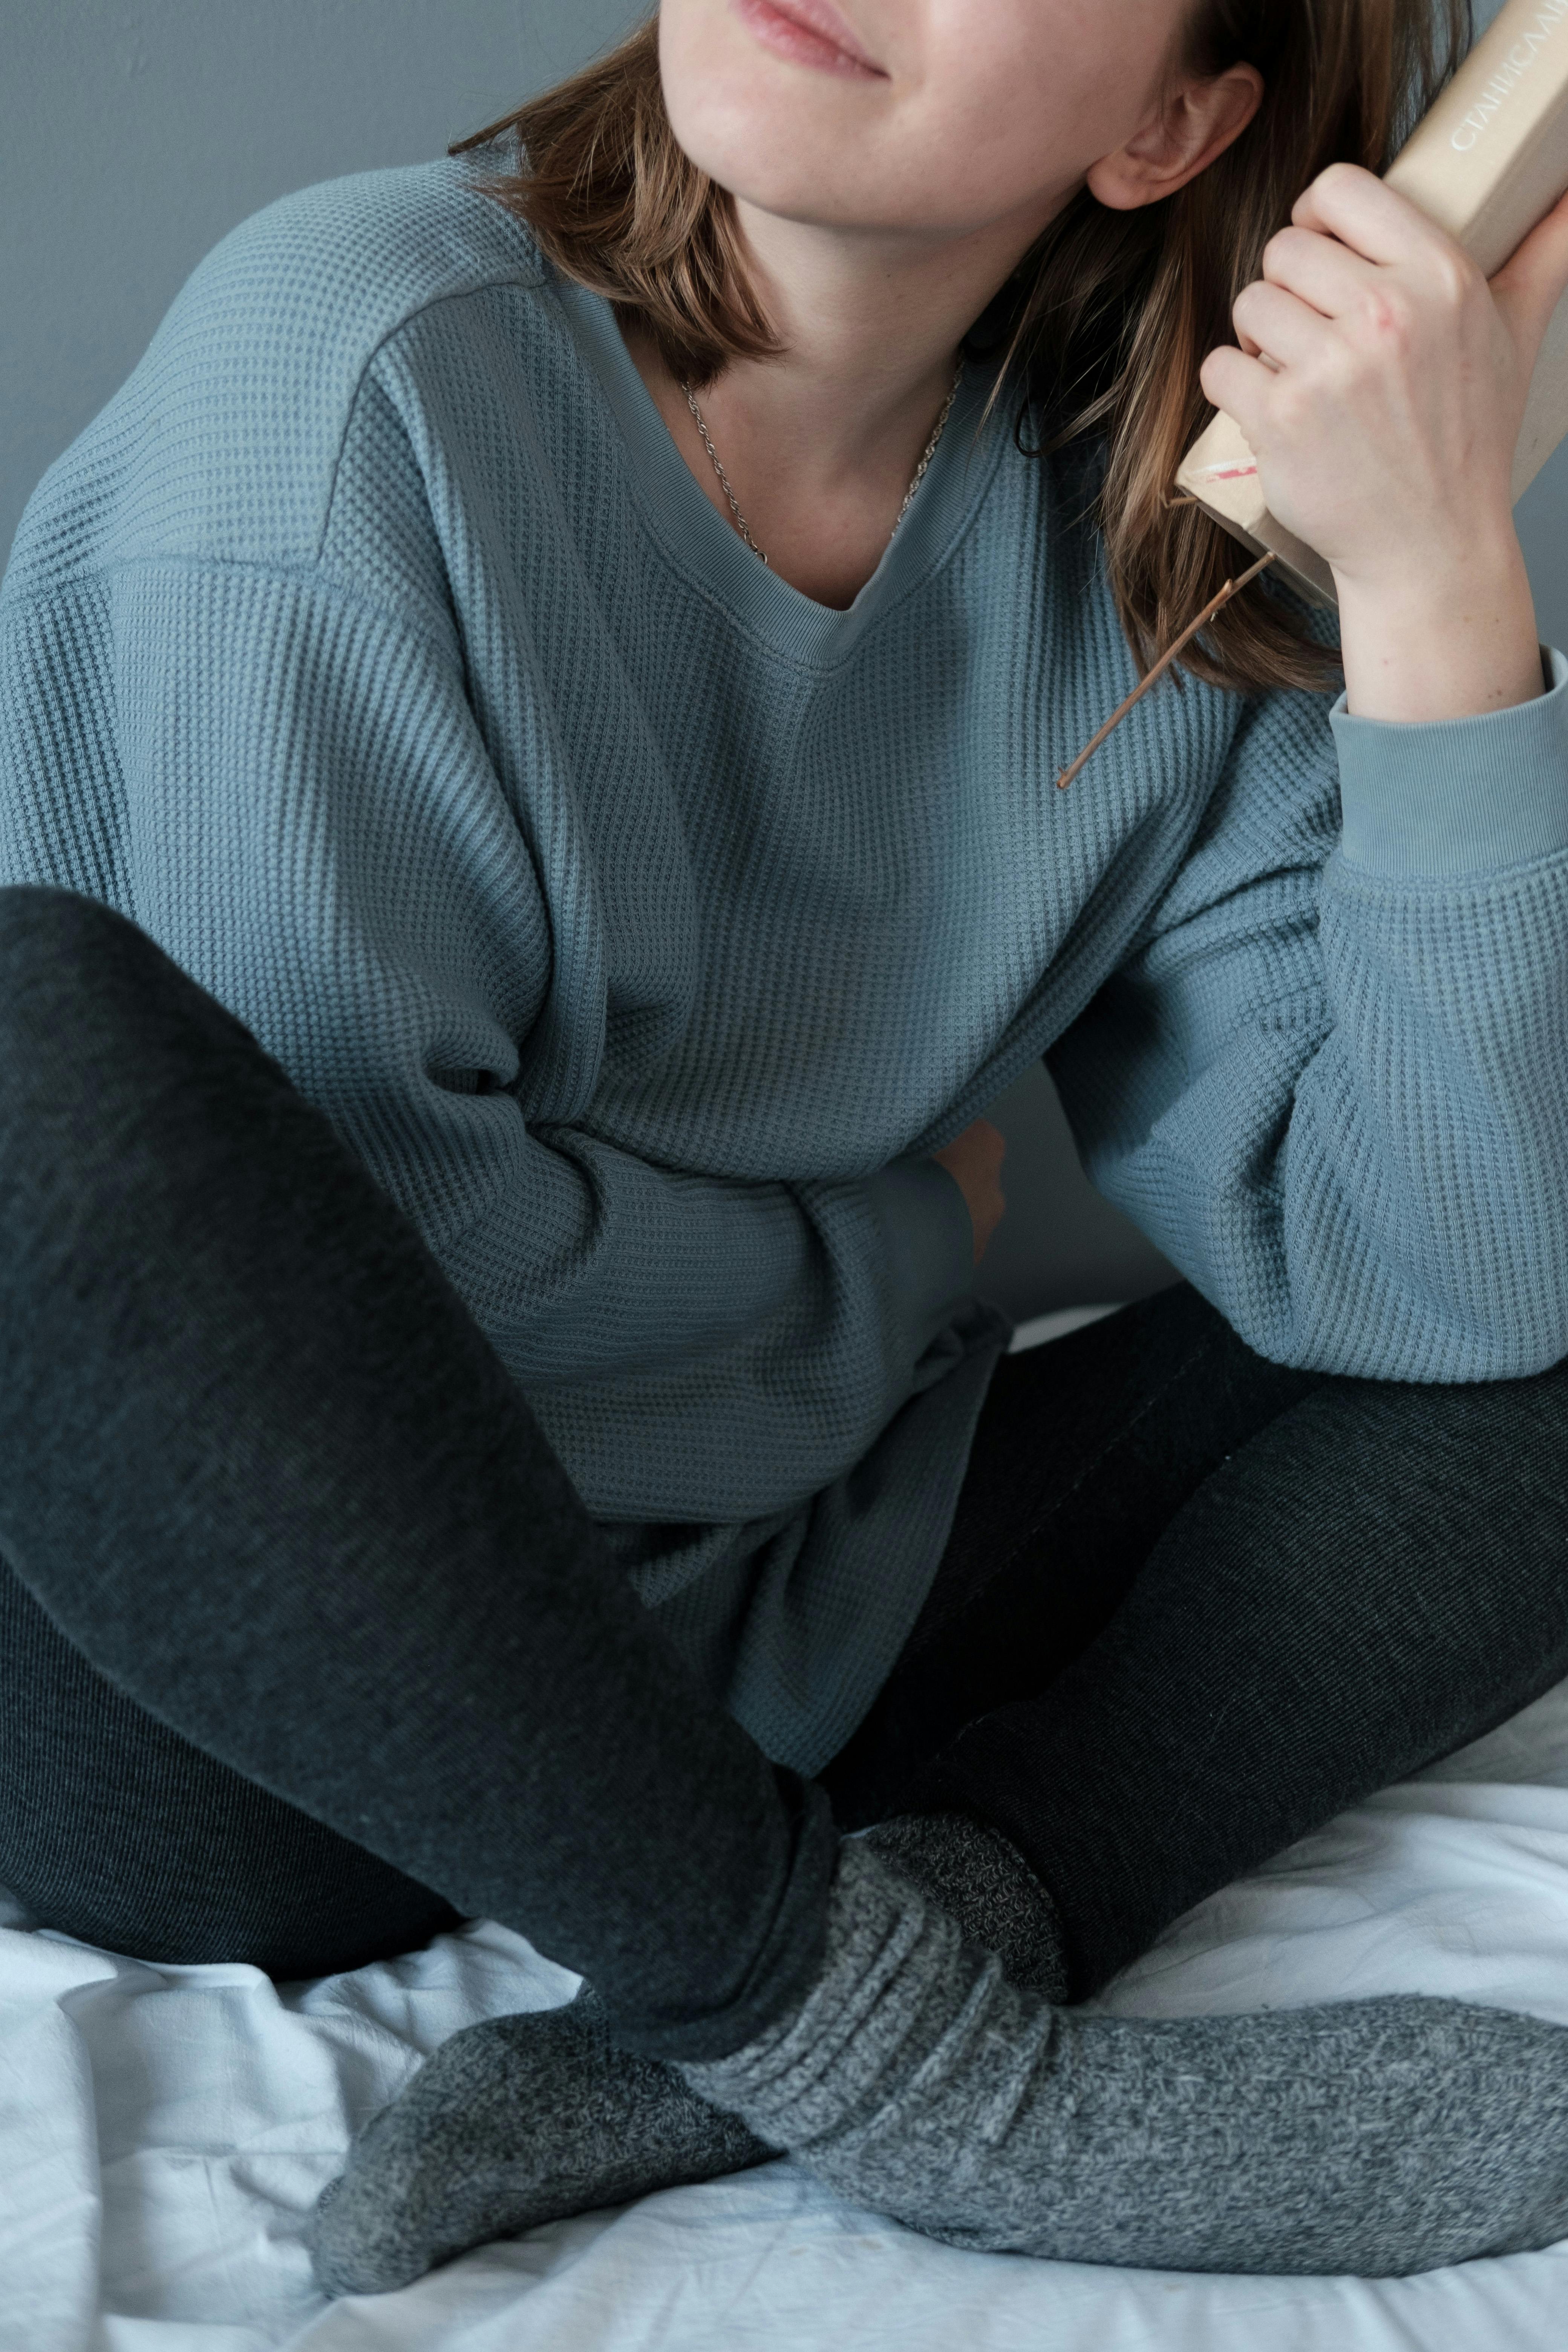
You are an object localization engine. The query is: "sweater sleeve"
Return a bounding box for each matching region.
[1048,653,1568,1381]
[0,562,975,1518]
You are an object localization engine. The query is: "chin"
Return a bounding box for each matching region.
[659,0,904,229]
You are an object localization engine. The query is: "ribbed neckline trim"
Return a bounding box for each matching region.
[550,273,1008,668]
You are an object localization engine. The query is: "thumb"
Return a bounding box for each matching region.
[1490,185,1568,371]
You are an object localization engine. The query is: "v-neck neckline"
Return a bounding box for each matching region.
[551,271,1008,669]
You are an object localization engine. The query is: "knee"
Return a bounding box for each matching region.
[1347,1369,1568,1485]
[0,887,260,1131]
[1247,1371,1568,1560]
[0,882,139,967]
[1416,1360,1568,1520]
[0,887,164,1062]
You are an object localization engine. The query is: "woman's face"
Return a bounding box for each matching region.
[660,0,1210,246]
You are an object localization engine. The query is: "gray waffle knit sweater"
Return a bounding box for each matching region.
[5,158,1568,1770]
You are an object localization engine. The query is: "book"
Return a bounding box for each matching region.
[1175,0,1568,605]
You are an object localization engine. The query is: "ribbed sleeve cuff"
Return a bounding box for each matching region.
[1331,647,1568,879]
[865,1156,975,1332]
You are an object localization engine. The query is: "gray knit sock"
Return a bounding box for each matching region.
[309,1809,1064,2295]
[680,1841,1568,2275]
[309,1986,770,2297]
[857,1810,1068,1998]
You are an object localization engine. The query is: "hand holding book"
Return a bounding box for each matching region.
[1058,1,1568,784]
[1199,160,1568,723]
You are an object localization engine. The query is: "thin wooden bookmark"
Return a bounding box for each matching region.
[1055,550,1277,790]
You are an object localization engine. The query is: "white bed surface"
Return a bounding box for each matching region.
[7,1681,1568,2352]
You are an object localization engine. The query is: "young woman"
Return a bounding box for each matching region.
[6,0,1568,2291]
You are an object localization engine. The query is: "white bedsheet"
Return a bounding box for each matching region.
[7,1687,1568,2350]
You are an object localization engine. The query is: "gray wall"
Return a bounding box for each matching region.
[5,0,1540,1324]
[1,1,645,561]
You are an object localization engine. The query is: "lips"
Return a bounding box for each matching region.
[731,0,887,79]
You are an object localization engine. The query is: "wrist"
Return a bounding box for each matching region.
[1334,533,1543,723]
[866,1158,975,1326]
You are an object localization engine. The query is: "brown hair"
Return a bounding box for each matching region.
[455,4,1468,693]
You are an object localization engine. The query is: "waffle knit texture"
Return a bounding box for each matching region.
[5,158,1568,1773]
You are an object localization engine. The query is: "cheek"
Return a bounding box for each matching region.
[903,0,1152,210]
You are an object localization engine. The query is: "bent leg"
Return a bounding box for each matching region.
[313,1283,1568,2291]
[919,1363,1568,1996]
[824,1286,1320,1825]
[0,887,833,2056]
[0,1556,459,1976]
[23,888,1562,2284]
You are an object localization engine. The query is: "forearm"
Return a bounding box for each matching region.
[1054,660,1568,1381]
[423,1128,980,1521]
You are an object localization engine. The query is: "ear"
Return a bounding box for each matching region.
[1087,62,1263,213]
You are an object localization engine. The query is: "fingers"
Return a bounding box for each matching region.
[931,1117,1007,1267]
[1193,166,1553,606]
[1258,223,1378,321]
[1283,159,1568,386]
[1291,161,1461,270]
[1233,280,1338,371]
[1491,186,1568,358]
[1219,160,1491,424]
[1295,159,1568,359]
[1198,343,1280,446]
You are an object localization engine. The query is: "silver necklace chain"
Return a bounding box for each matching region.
[681,362,964,569]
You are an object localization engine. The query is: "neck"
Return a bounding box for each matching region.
[622,194,1061,607]
[725,199,1044,468]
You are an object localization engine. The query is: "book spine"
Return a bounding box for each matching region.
[1386,0,1568,271]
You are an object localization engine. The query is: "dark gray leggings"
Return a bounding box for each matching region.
[3,887,1568,2049]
